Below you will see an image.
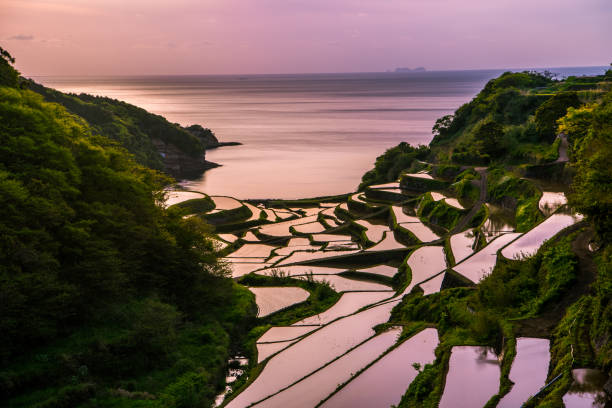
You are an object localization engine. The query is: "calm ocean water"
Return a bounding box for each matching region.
[35,67,606,198]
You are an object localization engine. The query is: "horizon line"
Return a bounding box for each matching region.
[25,64,610,79]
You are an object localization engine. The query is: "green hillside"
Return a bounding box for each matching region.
[0,48,254,408]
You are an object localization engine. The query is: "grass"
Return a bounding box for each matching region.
[486,168,544,232]
[201,204,252,226]
[400,174,450,193]
[417,192,468,231]
[168,196,215,214]
[238,272,341,328]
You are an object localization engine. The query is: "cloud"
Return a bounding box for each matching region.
[8,34,34,41]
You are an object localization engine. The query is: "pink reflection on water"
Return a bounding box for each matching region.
[439,346,501,408]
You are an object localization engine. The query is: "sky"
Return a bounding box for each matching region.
[1,0,611,76]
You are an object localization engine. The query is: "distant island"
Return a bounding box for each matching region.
[395,66,427,73]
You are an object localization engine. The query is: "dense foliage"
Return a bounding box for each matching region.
[0,58,254,407]
[486,167,543,232]
[0,48,19,87]
[431,71,554,145]
[562,89,612,242]
[24,81,214,173]
[359,142,430,189]
[430,70,610,165]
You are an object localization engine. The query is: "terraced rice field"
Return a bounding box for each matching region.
[368,182,401,189]
[365,231,407,251]
[198,181,585,407]
[325,241,360,250]
[430,191,446,201]
[482,204,515,240]
[274,244,321,256]
[223,260,272,277]
[256,341,298,364]
[276,249,360,266]
[244,202,264,221]
[225,300,399,408]
[538,191,567,216]
[562,368,609,407]
[403,246,447,293]
[450,230,476,263]
[259,215,319,236]
[258,265,346,276]
[292,292,392,326]
[439,346,501,408]
[354,264,398,278]
[392,206,420,223]
[292,222,326,234]
[218,233,239,243]
[256,328,402,408]
[453,233,522,283]
[294,274,392,292]
[444,197,464,209]
[322,328,439,408]
[355,219,388,243]
[311,233,353,242]
[164,190,206,207]
[249,287,310,317]
[226,243,278,258]
[210,196,243,210]
[290,208,322,217]
[257,326,316,343]
[417,272,446,295]
[400,221,440,242]
[501,213,583,259]
[404,173,434,179]
[497,338,550,407]
[243,231,260,241]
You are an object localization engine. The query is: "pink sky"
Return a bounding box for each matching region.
[1,0,610,76]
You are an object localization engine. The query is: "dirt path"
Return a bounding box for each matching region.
[515,226,596,337]
[555,133,569,163]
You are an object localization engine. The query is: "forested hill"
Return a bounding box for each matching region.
[430,69,612,165]
[361,68,612,190]
[357,68,611,406]
[1,48,255,407]
[24,77,220,179]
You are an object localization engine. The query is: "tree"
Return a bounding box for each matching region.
[566,90,612,242]
[432,114,453,143]
[534,92,581,143]
[475,120,505,156]
[0,46,19,87]
[0,46,15,64]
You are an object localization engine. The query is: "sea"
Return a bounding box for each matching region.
[34,66,606,199]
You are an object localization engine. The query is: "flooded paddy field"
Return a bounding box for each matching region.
[249,287,310,317]
[501,213,583,259]
[453,232,522,283]
[404,246,447,293]
[439,346,501,408]
[163,164,589,408]
[538,191,567,217]
[450,229,477,263]
[255,328,403,408]
[292,292,393,326]
[497,338,550,407]
[562,368,610,407]
[224,301,399,408]
[322,328,439,408]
